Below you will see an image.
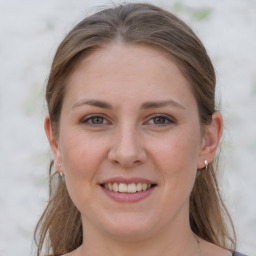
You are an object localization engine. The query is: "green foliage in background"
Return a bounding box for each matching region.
[174,1,212,21]
[24,82,44,116]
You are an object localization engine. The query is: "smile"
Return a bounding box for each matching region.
[101,183,155,193]
[100,177,157,202]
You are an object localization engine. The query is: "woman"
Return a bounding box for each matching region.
[34,3,247,256]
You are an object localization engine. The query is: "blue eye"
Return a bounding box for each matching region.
[147,115,174,126]
[82,115,108,126]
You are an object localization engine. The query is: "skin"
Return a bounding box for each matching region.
[45,43,229,256]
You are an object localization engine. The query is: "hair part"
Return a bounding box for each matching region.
[34,3,236,255]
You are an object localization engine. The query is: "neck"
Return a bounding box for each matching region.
[76,216,200,256]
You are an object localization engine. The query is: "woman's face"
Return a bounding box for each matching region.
[51,43,208,240]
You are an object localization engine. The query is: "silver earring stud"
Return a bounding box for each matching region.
[204,160,208,170]
[56,163,64,180]
[58,170,65,182]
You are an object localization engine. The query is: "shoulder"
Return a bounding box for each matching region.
[58,247,80,256]
[232,251,249,256]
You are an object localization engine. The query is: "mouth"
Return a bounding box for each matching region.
[100,182,157,193]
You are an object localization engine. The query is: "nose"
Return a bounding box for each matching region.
[108,125,147,168]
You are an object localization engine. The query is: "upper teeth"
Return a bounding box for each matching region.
[103,183,152,193]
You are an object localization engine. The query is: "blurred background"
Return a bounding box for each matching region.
[0,0,255,255]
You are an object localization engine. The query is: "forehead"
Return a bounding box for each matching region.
[63,42,197,110]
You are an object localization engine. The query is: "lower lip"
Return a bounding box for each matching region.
[100,186,156,203]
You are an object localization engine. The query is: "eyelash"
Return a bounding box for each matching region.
[145,114,175,126]
[81,114,110,126]
[81,114,175,127]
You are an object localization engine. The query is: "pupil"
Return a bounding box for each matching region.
[92,117,103,124]
[154,117,165,124]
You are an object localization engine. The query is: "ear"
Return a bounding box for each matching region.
[197,111,223,169]
[44,114,63,172]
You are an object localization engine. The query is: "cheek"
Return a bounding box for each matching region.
[60,130,104,176]
[59,129,108,198]
[59,130,108,210]
[153,130,200,172]
[150,129,200,196]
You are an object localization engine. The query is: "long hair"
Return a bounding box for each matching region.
[34,3,236,255]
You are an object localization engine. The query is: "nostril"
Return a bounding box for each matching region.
[108,139,147,167]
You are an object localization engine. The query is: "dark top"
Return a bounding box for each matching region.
[233,251,248,256]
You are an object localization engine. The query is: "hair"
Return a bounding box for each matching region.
[34,3,236,256]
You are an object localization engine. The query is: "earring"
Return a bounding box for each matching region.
[204,160,208,170]
[56,163,64,179]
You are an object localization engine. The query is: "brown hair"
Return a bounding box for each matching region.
[34,3,236,255]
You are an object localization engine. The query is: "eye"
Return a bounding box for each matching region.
[146,114,175,126]
[81,115,109,126]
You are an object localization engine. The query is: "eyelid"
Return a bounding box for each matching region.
[144,113,175,125]
[81,114,111,126]
[80,113,175,127]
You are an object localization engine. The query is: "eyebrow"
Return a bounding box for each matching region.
[72,99,185,110]
[141,100,185,110]
[72,99,113,110]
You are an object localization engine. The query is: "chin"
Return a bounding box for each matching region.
[98,212,159,241]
